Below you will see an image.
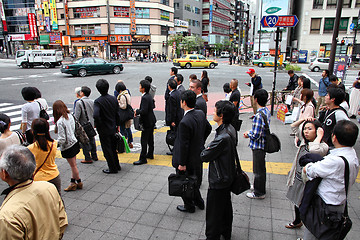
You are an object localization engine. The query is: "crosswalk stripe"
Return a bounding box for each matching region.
[0,103,12,107]
[0,104,23,112]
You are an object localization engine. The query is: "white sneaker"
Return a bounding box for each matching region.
[246,192,265,199]
[250,184,254,190]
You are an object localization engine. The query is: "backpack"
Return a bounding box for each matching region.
[259,111,281,153]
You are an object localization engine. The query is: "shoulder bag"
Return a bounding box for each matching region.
[37,101,49,120]
[168,172,197,199]
[301,156,352,240]
[14,130,29,146]
[259,111,281,153]
[118,94,134,124]
[72,114,89,145]
[33,141,54,177]
[133,115,144,131]
[80,100,97,138]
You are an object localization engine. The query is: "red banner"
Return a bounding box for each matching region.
[28,13,37,38]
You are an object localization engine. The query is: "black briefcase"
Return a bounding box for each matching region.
[168,173,197,199]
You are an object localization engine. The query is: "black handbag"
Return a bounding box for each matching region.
[115,132,125,153]
[301,156,352,240]
[80,100,97,138]
[118,95,134,124]
[133,116,144,131]
[230,140,250,195]
[37,101,49,120]
[259,112,281,153]
[166,129,176,146]
[168,173,197,199]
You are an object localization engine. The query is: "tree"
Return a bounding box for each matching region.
[182,36,204,53]
[168,34,184,57]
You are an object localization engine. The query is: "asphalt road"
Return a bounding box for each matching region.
[0,59,358,108]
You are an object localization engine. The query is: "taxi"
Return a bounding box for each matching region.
[173,54,218,69]
[252,56,284,67]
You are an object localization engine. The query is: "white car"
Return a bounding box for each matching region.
[308,58,329,72]
[220,51,230,58]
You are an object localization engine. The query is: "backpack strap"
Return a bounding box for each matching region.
[339,156,350,216]
[259,111,270,134]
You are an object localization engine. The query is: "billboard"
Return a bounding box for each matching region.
[49,0,58,30]
[28,13,37,38]
[43,1,51,32]
[0,0,7,32]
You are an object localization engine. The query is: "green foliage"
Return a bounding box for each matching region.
[168,34,184,56]
[285,64,301,71]
[182,36,204,52]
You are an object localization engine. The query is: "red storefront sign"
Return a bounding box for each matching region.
[28,13,37,38]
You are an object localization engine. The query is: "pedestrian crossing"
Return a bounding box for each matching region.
[0,102,56,132]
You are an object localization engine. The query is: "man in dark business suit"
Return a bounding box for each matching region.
[165,79,183,155]
[189,79,207,116]
[93,79,121,174]
[172,90,212,213]
[175,74,185,93]
[165,67,178,101]
[133,80,156,165]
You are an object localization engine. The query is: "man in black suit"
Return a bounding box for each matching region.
[189,79,207,116]
[165,79,183,155]
[175,74,185,93]
[93,79,121,174]
[165,67,178,101]
[133,80,156,165]
[172,90,212,213]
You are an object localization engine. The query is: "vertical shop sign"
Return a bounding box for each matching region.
[0,0,7,32]
[35,0,42,10]
[28,13,38,38]
[130,0,136,34]
[333,56,349,83]
[64,0,70,35]
[37,10,44,31]
[43,1,51,32]
[49,0,58,30]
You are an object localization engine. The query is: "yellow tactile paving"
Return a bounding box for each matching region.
[55,150,360,183]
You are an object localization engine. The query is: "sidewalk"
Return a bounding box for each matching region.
[0,112,359,240]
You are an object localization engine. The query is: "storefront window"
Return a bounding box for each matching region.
[74,7,100,18]
[114,7,130,17]
[136,25,150,35]
[160,10,170,21]
[115,24,130,34]
[136,8,150,18]
[74,25,101,35]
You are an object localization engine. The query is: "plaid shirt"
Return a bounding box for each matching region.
[248,107,271,150]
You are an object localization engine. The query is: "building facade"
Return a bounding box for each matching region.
[292,0,360,60]
[173,0,202,36]
[1,0,175,58]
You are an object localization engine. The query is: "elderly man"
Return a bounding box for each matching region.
[0,145,68,239]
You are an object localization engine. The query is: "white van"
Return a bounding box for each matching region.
[16,50,63,68]
[220,51,230,58]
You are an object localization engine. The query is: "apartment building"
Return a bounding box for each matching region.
[173,0,202,36]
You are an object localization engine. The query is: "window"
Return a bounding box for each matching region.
[160,10,170,21]
[114,7,129,17]
[190,56,198,60]
[310,18,321,33]
[60,14,64,19]
[199,55,206,60]
[357,0,360,7]
[185,4,191,12]
[94,58,106,64]
[136,8,150,18]
[84,58,95,64]
[339,18,349,31]
[161,0,169,6]
[313,0,323,9]
[195,7,200,14]
[327,0,337,8]
[343,0,352,7]
[17,51,25,58]
[174,3,180,10]
[115,24,130,34]
[161,26,168,35]
[74,25,101,35]
[136,25,150,35]
[73,7,100,18]
[324,18,335,32]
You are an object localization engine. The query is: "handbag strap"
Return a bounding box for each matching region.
[33,141,54,177]
[339,156,350,216]
[80,99,90,122]
[36,101,44,111]
[225,128,243,172]
[259,111,270,134]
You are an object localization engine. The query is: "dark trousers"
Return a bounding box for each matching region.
[99,134,120,172]
[252,149,266,196]
[206,188,233,240]
[82,136,98,161]
[120,124,133,143]
[140,127,154,160]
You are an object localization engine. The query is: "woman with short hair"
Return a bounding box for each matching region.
[0,113,21,155]
[53,100,82,191]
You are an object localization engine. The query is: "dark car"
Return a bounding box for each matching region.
[61,57,124,77]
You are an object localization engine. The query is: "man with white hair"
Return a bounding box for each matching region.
[0,145,68,239]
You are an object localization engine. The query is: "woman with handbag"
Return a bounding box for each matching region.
[20,87,40,144]
[53,100,82,192]
[116,81,134,149]
[0,113,21,155]
[27,118,61,194]
[285,120,328,229]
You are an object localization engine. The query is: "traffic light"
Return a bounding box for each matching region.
[341,39,345,45]
[162,41,165,47]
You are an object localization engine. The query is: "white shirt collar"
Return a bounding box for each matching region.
[196,93,202,98]
[184,108,194,116]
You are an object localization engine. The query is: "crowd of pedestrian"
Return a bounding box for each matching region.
[0,65,359,240]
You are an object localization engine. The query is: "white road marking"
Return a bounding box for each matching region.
[302,73,319,88]
[0,103,12,107]
[52,72,62,75]
[0,77,23,81]
[42,80,57,83]
[28,75,44,78]
[12,83,29,86]
[0,104,23,112]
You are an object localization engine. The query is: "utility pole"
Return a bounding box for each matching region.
[270,27,280,116]
[328,0,344,74]
[106,0,111,61]
[353,9,360,63]
[258,0,262,55]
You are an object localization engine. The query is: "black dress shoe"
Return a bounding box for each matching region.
[133,159,147,165]
[102,169,118,174]
[166,152,173,156]
[176,205,195,213]
[195,200,205,210]
[117,165,122,171]
[146,155,154,159]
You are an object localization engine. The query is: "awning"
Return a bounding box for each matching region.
[40,35,50,45]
